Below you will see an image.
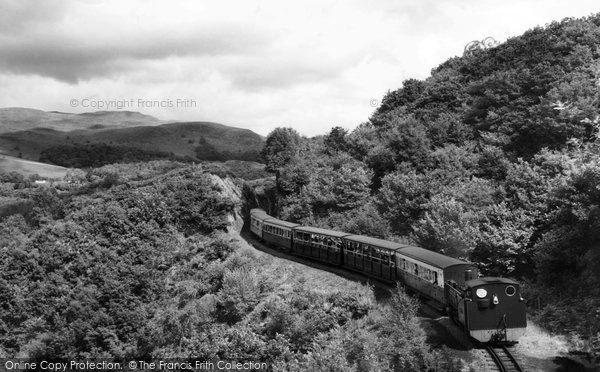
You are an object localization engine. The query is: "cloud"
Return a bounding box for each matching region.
[0,29,271,83]
[0,0,66,32]
[0,1,273,83]
[223,55,346,91]
[0,0,599,137]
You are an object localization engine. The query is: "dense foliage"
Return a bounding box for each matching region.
[39,141,261,168]
[39,143,181,167]
[0,162,461,370]
[263,15,600,355]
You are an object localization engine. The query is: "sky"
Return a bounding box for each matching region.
[0,1,599,136]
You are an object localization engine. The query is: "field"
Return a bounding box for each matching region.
[0,154,68,178]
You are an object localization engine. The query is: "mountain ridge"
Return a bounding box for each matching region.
[0,107,167,133]
[0,108,264,166]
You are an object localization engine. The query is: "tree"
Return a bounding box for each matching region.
[261,128,302,174]
[323,126,349,154]
[384,115,432,168]
[376,170,438,235]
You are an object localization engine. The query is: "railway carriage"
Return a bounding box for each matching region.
[292,226,349,265]
[262,218,299,252]
[247,208,526,344]
[342,235,404,282]
[250,208,272,239]
[396,246,478,304]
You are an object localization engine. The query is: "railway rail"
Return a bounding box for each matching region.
[244,229,526,369]
[485,346,524,372]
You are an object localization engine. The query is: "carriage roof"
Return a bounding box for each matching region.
[344,235,407,251]
[262,218,300,228]
[397,246,473,269]
[294,226,351,238]
[250,208,273,221]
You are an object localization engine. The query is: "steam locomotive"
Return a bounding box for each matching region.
[250,208,527,344]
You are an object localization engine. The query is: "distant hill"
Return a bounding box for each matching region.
[0,119,264,166]
[0,107,166,133]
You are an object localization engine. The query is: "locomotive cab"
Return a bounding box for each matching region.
[460,277,527,344]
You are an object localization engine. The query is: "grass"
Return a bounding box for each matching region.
[0,154,68,179]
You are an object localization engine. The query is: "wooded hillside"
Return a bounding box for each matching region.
[263,15,600,356]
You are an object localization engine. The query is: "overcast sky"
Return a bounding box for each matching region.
[0,1,599,136]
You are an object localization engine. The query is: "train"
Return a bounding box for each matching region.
[250,208,527,344]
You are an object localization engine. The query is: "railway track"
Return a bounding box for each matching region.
[485,346,524,372]
[243,229,527,370]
